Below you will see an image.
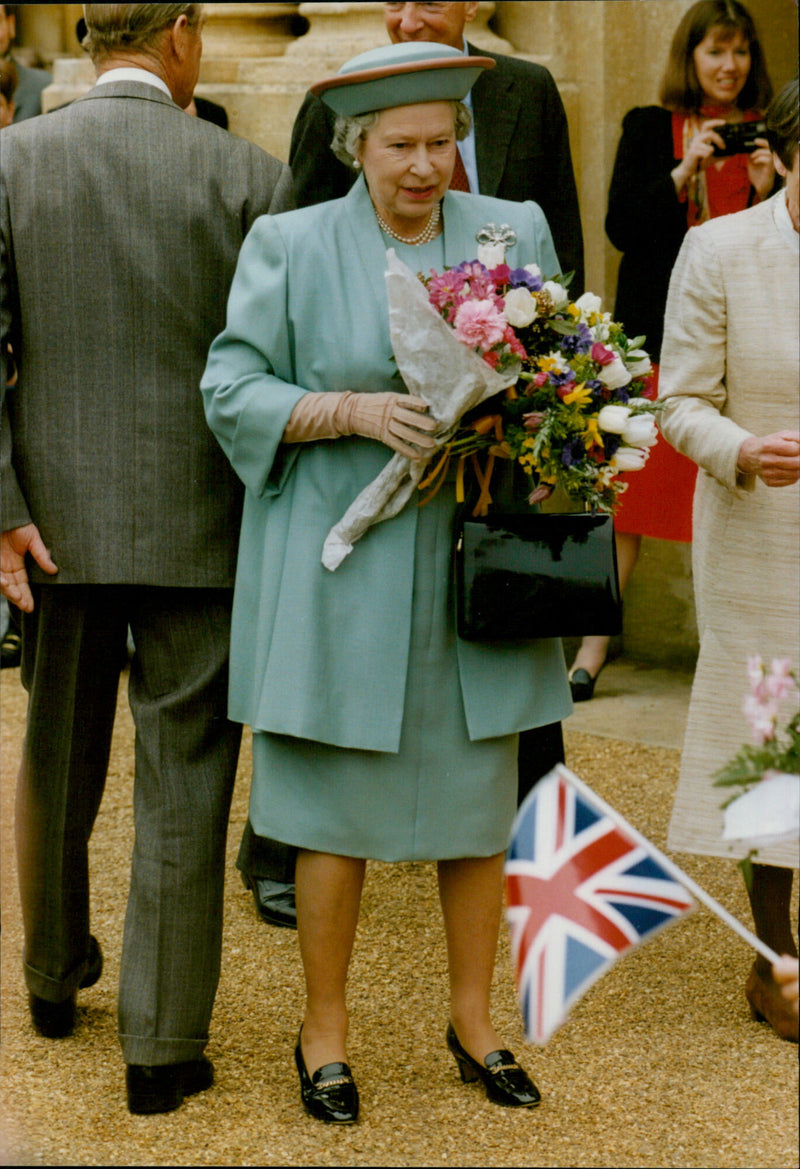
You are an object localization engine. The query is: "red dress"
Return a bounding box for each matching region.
[614,109,763,543]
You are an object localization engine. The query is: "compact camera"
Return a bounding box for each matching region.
[713,120,768,158]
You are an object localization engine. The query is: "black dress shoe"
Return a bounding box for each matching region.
[0,628,21,669]
[241,873,297,929]
[295,1035,359,1124]
[569,667,600,703]
[126,1057,214,1115]
[29,993,76,1039]
[446,1023,541,1108]
[28,934,104,1038]
[80,934,104,988]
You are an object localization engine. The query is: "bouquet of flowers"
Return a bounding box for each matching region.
[714,657,800,867]
[417,258,659,513]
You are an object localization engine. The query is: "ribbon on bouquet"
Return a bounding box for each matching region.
[417,414,507,515]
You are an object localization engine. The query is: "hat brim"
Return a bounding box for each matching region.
[311,55,495,117]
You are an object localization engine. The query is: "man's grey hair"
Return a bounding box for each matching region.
[331,100,472,169]
[82,4,203,62]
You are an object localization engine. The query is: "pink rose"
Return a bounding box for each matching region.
[453,298,507,349]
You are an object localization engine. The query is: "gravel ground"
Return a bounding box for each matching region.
[1,667,797,1168]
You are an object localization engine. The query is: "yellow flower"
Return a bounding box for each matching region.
[582,417,604,450]
[562,382,592,407]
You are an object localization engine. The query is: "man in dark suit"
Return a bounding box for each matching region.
[0,2,293,1115]
[239,0,581,928]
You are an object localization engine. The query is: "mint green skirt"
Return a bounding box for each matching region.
[248,483,518,862]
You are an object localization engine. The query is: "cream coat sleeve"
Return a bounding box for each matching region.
[657,226,755,494]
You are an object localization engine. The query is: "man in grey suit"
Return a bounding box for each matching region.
[0,2,293,1115]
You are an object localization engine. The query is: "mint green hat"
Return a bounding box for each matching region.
[310,42,494,117]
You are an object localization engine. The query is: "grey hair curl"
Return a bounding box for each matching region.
[82,4,203,62]
[331,100,472,169]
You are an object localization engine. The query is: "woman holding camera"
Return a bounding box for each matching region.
[568,0,774,701]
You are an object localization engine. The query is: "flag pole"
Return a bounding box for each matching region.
[557,767,782,966]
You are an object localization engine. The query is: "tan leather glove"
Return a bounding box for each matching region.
[283,391,438,460]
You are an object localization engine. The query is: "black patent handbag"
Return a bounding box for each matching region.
[455,511,622,641]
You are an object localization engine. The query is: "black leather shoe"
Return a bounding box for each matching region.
[241,873,297,929]
[295,1036,359,1124]
[569,667,599,703]
[29,993,76,1038]
[126,1057,214,1115]
[0,629,21,669]
[28,934,103,1038]
[446,1023,540,1108]
[80,934,104,988]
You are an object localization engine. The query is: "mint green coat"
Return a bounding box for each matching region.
[202,177,572,755]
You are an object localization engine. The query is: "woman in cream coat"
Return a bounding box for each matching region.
[659,79,799,1041]
[203,43,571,1123]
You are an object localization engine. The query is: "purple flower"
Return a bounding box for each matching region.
[561,323,593,356]
[561,437,585,467]
[508,267,543,291]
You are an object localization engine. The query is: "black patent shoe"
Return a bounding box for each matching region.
[295,1035,359,1124]
[126,1057,214,1115]
[446,1023,540,1108]
[29,934,103,1038]
[569,667,600,703]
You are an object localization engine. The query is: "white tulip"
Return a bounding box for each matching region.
[503,287,538,327]
[524,263,542,279]
[542,280,569,308]
[611,446,648,471]
[573,291,603,318]
[626,348,652,375]
[597,355,632,389]
[597,404,631,433]
[621,413,658,447]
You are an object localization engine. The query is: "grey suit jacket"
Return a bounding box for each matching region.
[288,43,583,292]
[0,80,294,586]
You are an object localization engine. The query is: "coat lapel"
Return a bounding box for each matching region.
[442,191,486,266]
[340,175,396,323]
[468,44,518,197]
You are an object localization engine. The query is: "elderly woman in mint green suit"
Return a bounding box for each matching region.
[202,42,571,1126]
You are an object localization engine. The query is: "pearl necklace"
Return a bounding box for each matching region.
[374,201,441,245]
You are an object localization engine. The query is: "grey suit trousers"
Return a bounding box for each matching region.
[18,585,241,1065]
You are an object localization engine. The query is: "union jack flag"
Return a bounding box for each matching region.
[505,765,695,1045]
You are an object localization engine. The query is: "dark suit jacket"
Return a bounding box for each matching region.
[0,80,294,586]
[288,44,584,292]
[605,107,690,361]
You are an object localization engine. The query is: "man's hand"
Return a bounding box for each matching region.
[1,524,58,612]
[737,430,800,487]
